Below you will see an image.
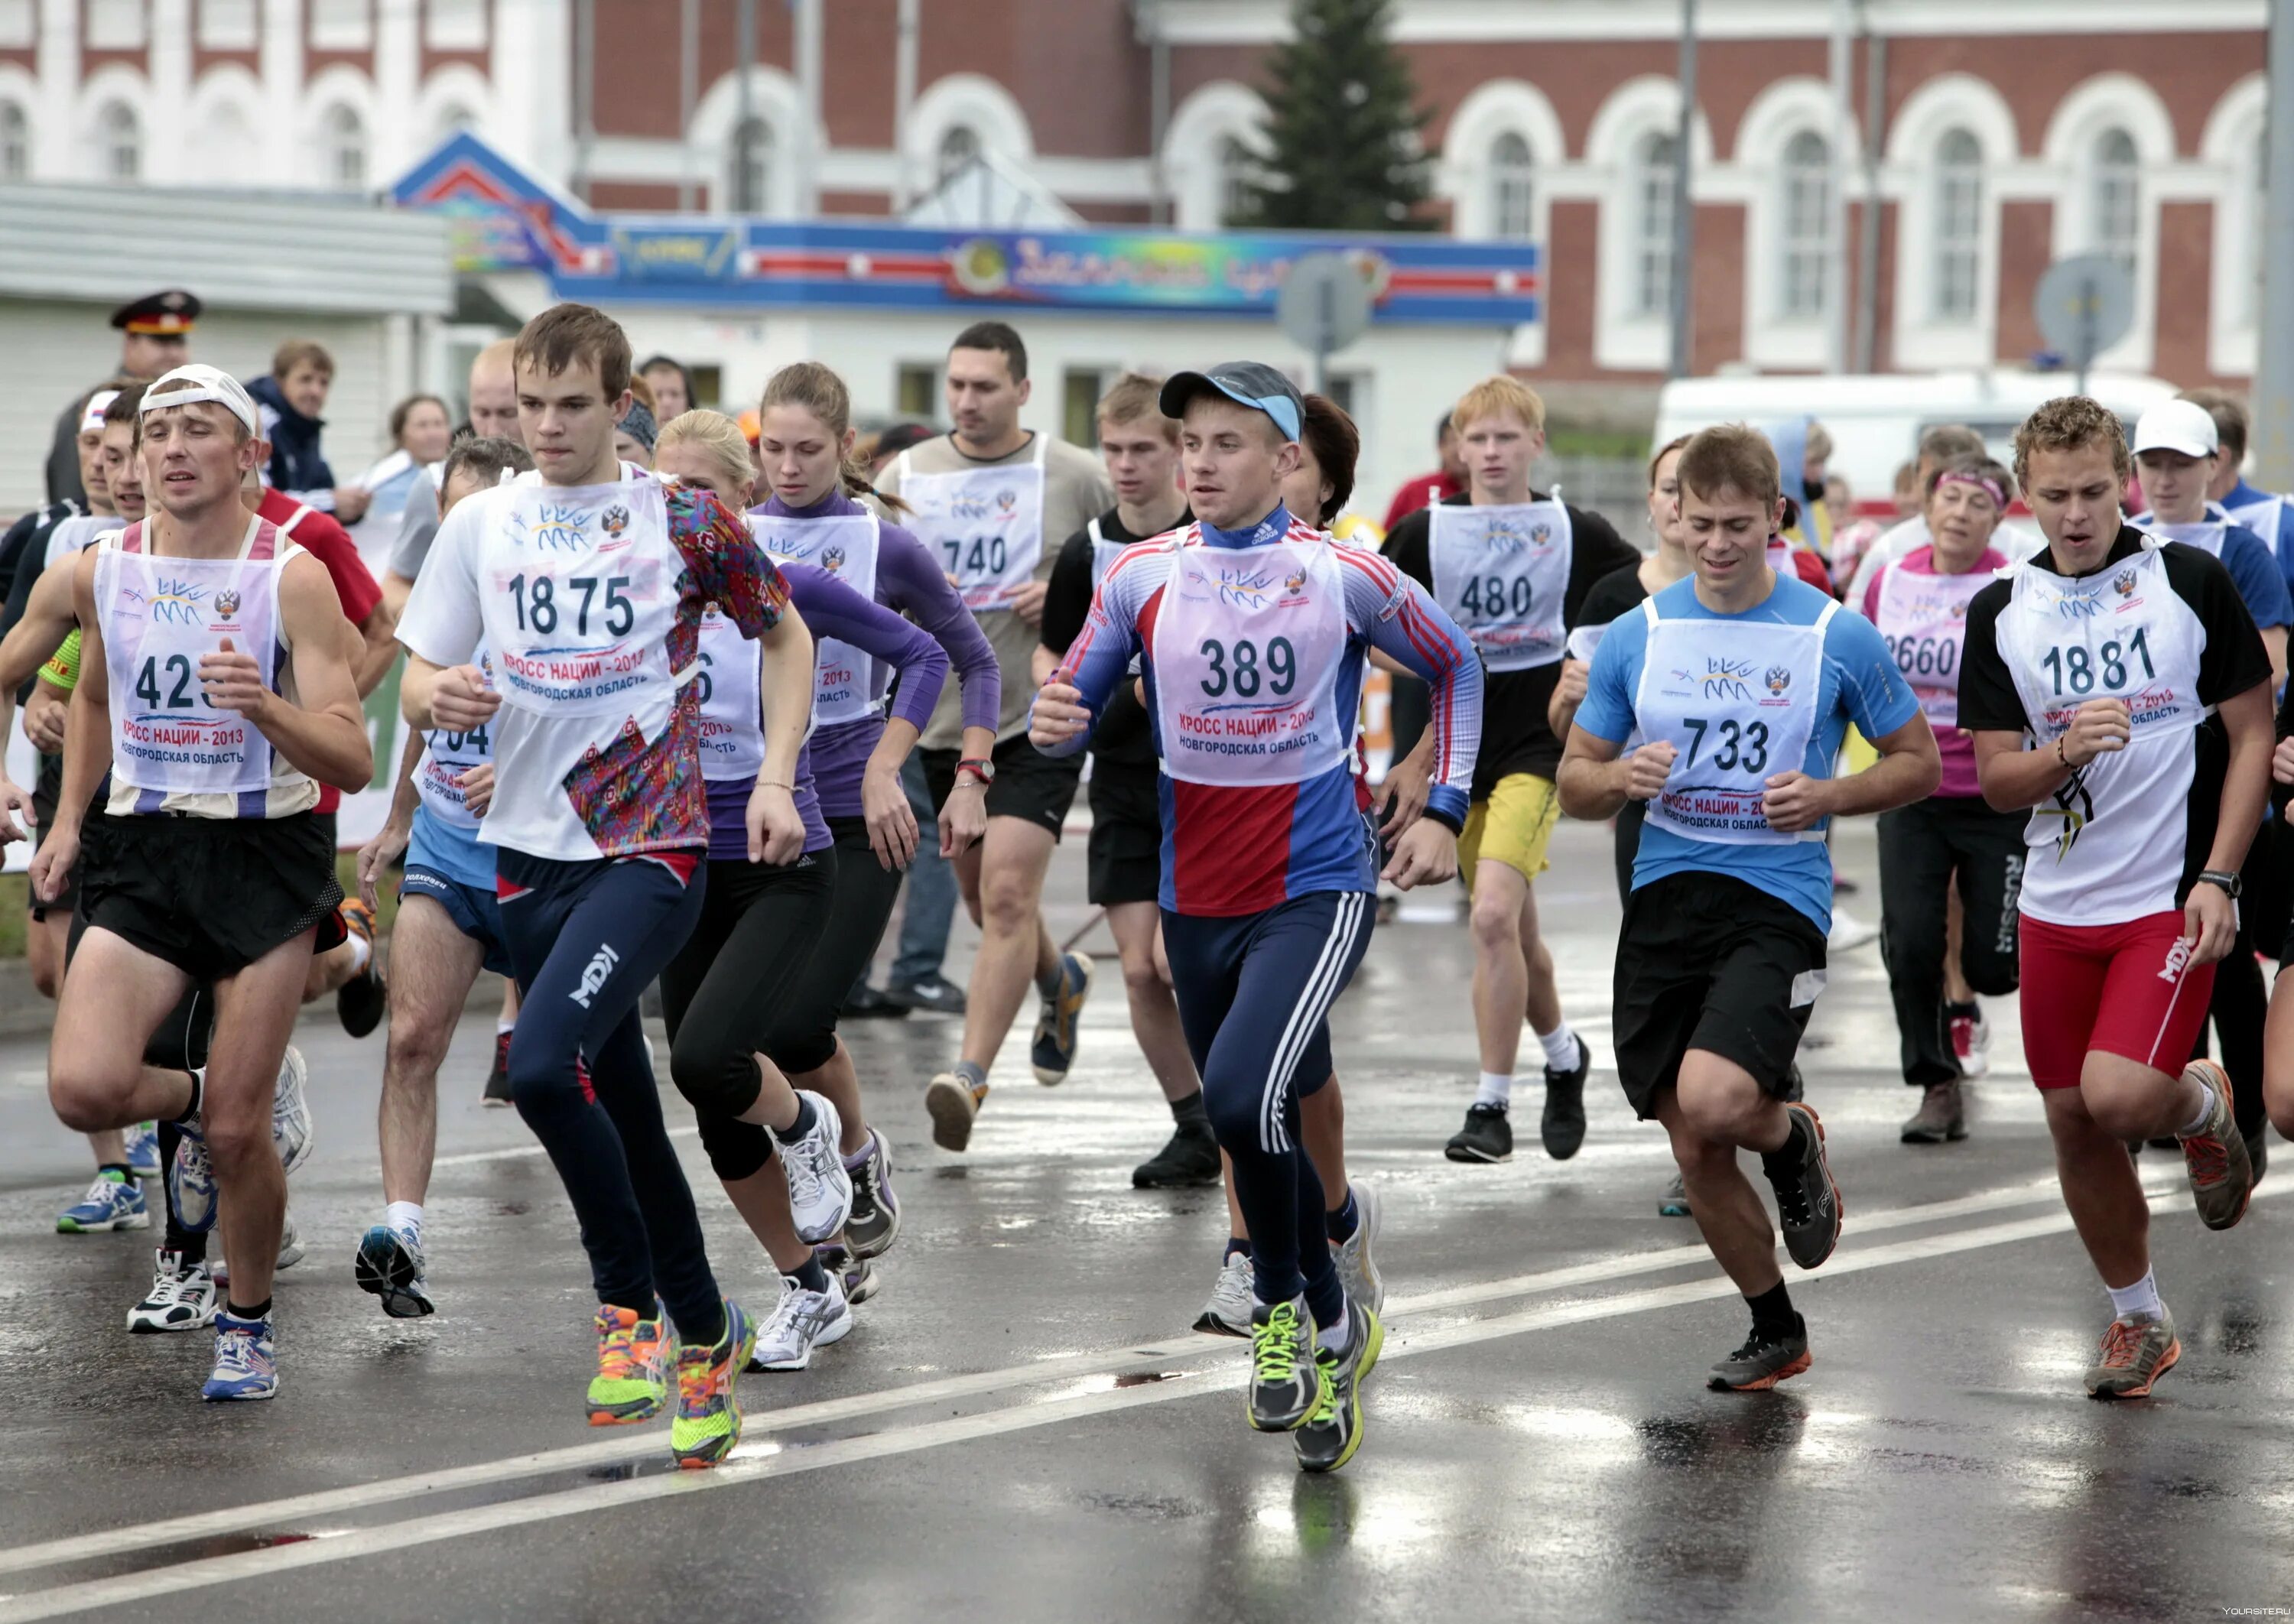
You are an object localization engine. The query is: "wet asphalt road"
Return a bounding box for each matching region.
[4,818,2293,1622]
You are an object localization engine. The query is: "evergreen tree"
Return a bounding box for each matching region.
[1234,0,1432,232]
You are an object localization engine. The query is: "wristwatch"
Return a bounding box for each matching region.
[2198,869,2244,899]
[956,757,996,788]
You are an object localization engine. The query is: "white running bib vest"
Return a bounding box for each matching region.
[96,520,288,801]
[2145,519,2227,559]
[1428,498,1572,671]
[1150,529,1351,788]
[1873,561,1991,731]
[480,476,680,718]
[1633,597,1836,846]
[1087,515,1128,589]
[750,509,882,726]
[897,435,1047,612]
[415,644,496,830]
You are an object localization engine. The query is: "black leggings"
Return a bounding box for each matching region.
[2194,822,2282,1135]
[788,814,908,1054]
[1876,797,2025,1086]
[659,849,838,1183]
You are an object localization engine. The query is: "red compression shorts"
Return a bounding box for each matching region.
[2016,911,2214,1090]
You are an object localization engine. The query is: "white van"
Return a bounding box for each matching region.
[1652,370,2177,515]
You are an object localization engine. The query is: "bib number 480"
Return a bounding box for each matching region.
[1457,574,1533,622]
[505,573,635,638]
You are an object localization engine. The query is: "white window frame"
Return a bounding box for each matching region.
[2204,73,2266,378]
[1162,80,1269,233]
[0,0,36,49]
[1776,132,1833,323]
[2042,73,2173,374]
[309,0,372,50]
[87,0,147,50]
[689,65,806,218]
[1886,73,2016,370]
[1587,75,1705,372]
[197,0,258,50]
[731,115,775,213]
[0,98,28,180]
[424,0,487,51]
[99,100,141,183]
[323,103,367,190]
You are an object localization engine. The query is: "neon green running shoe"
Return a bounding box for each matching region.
[586,1301,677,1426]
[671,1299,757,1469]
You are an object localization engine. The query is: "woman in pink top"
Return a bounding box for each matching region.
[1861,454,2023,1145]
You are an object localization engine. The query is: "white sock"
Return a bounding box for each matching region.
[496,1017,516,1035]
[2106,1268,2163,1323]
[2179,1077,2216,1138]
[1475,1071,1513,1110]
[385,1200,424,1242]
[1317,1317,1352,1354]
[343,933,372,976]
[1537,1025,1581,1073]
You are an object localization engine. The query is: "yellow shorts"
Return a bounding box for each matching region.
[1457,772,1561,891]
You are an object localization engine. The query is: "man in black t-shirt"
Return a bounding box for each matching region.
[1385,377,1638,1164]
[1038,374,1214,1189]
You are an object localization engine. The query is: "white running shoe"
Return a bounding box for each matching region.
[275,1210,305,1271]
[272,1046,314,1174]
[750,1272,853,1371]
[1193,1248,1253,1337]
[1828,906,1878,953]
[128,1249,219,1333]
[1331,1181,1383,1316]
[780,1091,855,1246]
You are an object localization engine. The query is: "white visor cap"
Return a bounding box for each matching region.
[138,364,262,440]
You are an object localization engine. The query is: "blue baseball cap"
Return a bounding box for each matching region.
[1159,362,1305,443]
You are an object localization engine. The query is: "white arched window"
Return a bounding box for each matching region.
[729,115,772,213]
[323,105,366,190]
[99,100,141,182]
[1,100,27,180]
[936,124,981,183]
[433,102,479,145]
[1217,136,1256,226]
[1490,132,1533,239]
[1778,130,1831,319]
[1630,131,1679,319]
[2088,127,2140,279]
[1931,128,1984,321]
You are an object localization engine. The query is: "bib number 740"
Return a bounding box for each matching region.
[1680,716,1770,774]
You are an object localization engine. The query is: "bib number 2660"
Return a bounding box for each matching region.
[505,573,635,638]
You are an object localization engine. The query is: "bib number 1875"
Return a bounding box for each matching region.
[505,573,634,638]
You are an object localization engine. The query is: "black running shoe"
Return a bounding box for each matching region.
[885,976,967,1016]
[1540,1038,1589,1160]
[1295,1300,1383,1474]
[1708,1316,1811,1391]
[483,1030,514,1108]
[841,983,909,1021]
[1132,1121,1221,1188]
[1247,1296,1324,1434]
[334,900,386,1040]
[845,1130,902,1259]
[1762,1103,1843,1270]
[1444,1103,1513,1164]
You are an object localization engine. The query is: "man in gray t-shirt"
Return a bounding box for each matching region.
[382,339,521,618]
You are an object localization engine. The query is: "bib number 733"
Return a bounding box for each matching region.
[1680,716,1770,774]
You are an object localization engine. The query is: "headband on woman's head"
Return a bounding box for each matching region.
[1936,470,2005,509]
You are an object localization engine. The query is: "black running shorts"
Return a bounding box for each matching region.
[919,736,1084,843]
[1085,759,1162,907]
[1611,869,1827,1120]
[80,810,343,981]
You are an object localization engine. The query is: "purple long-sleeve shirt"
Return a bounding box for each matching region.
[753,489,1001,818]
[704,559,951,861]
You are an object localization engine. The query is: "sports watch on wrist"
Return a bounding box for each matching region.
[2198,869,2244,899]
[956,757,996,788]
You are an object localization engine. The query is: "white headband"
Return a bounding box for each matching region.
[79,390,120,435]
[138,363,262,439]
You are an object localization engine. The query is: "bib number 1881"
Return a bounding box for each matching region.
[2039,628,2153,697]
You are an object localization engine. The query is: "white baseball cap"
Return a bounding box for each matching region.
[77,389,120,435]
[138,363,262,440]
[2131,398,2218,460]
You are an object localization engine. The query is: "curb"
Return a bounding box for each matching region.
[0,947,510,1041]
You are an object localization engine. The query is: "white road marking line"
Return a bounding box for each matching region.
[428,1125,698,1170]
[6,1181,2250,1622]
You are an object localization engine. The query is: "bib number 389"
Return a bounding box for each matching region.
[1197,636,1297,699]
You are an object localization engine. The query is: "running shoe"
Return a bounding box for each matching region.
[128,1249,217,1333]
[1658,1171,1691,1218]
[1030,951,1095,1086]
[1331,1181,1383,1317]
[1131,1120,1220,1189]
[816,1242,882,1306]
[275,1210,305,1271]
[1247,1296,1325,1434]
[1541,1037,1589,1160]
[273,1044,314,1175]
[1444,1102,1513,1164]
[2178,1060,2253,1231]
[335,899,386,1039]
[354,1223,434,1318]
[2085,1311,2180,1399]
[1295,1300,1383,1474]
[885,975,966,1016]
[1948,1000,1990,1079]
[749,1273,853,1371]
[123,1121,161,1180]
[925,1070,986,1152]
[1828,905,1878,953]
[2246,1125,2269,1188]
[1708,1316,1811,1392]
[1762,1103,1843,1270]
[1195,1249,1253,1337]
[845,1129,902,1259]
[671,1300,757,1469]
[586,1301,677,1425]
[780,1091,856,1246]
[1899,1080,1968,1145]
[483,1030,514,1107]
[57,1169,148,1233]
[201,1311,278,1402]
[840,983,908,1020]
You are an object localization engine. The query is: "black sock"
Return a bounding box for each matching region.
[99,1162,135,1186]
[1759,1112,1811,1174]
[788,1257,830,1294]
[175,1070,202,1125]
[1223,1237,1251,1263]
[153,1120,206,1264]
[1746,1281,1796,1338]
[1170,1090,1208,1127]
[1944,999,1977,1017]
[226,1298,272,1322]
[1036,957,1065,997]
[772,1093,820,1146]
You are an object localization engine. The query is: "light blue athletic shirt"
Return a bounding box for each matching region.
[1576,572,1920,932]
